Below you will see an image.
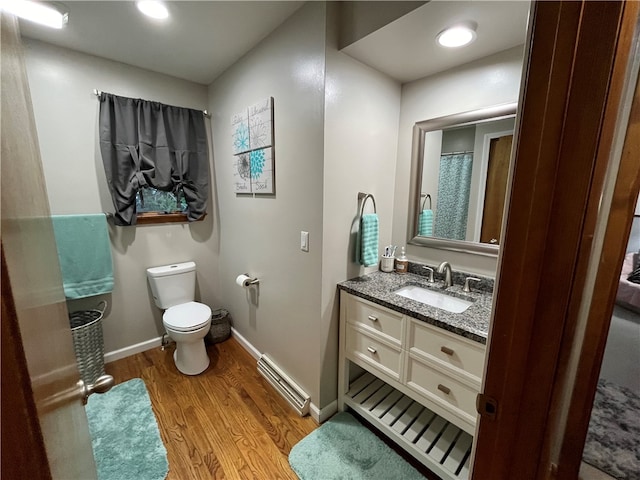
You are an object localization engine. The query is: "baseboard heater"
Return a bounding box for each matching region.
[257,354,310,416]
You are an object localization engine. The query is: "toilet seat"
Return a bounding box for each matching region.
[163,301,211,332]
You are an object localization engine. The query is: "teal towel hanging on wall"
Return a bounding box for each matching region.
[52,214,114,299]
[418,210,433,236]
[359,213,379,267]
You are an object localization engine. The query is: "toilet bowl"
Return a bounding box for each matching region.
[163,301,212,375]
[146,261,212,375]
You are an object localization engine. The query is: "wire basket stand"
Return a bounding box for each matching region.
[69,300,107,384]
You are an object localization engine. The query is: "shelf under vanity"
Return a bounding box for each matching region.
[344,371,473,480]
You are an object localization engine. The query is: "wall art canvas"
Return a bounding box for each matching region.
[231,97,275,194]
[231,111,250,155]
[248,147,274,194]
[248,97,274,150]
[233,152,252,193]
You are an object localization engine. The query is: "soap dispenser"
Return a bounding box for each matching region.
[395,247,408,274]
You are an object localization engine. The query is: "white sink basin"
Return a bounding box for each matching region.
[394,285,473,313]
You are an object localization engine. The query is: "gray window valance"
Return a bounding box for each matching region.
[98,92,209,226]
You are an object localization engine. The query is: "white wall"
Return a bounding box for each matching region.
[208,3,326,405]
[24,39,220,355]
[392,46,525,277]
[321,2,401,407]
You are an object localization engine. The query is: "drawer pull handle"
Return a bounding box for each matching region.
[438,384,451,395]
[367,346,377,354]
[367,315,378,322]
[441,346,455,356]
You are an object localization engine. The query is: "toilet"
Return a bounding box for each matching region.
[146,261,212,375]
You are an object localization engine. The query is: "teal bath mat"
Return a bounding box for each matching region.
[86,378,169,480]
[289,411,424,479]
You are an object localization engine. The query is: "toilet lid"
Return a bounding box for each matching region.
[163,302,211,332]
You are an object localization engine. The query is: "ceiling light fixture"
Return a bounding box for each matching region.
[436,22,477,48]
[0,0,69,29]
[136,0,169,20]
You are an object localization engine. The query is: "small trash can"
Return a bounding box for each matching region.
[206,308,231,344]
[69,301,107,385]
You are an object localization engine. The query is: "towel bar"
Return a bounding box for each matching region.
[358,192,377,217]
[421,194,432,210]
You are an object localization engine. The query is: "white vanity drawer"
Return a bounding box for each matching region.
[345,323,402,380]
[408,319,486,383]
[406,356,479,424]
[346,295,403,345]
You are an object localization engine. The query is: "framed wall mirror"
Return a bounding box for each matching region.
[408,103,517,256]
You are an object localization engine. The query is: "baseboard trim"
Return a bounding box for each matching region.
[103,330,339,423]
[230,327,337,425]
[104,336,163,364]
[230,327,261,360]
[310,399,338,424]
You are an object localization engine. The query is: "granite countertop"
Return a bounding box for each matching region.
[338,271,492,344]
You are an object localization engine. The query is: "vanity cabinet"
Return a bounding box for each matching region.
[338,291,486,480]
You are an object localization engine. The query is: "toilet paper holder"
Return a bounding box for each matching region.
[236,274,260,287]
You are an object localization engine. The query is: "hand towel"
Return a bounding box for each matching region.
[358,214,379,267]
[418,209,433,237]
[51,214,114,299]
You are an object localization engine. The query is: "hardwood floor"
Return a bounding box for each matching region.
[103,339,633,480]
[105,337,318,479]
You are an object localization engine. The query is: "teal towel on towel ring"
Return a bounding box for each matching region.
[418,210,433,236]
[359,214,379,267]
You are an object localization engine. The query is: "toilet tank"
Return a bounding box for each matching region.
[146,261,196,309]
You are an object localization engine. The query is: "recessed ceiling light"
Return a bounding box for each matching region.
[436,22,477,48]
[0,0,69,29]
[136,0,168,20]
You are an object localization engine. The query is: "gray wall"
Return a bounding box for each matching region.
[441,126,475,154]
[208,2,401,410]
[208,3,326,406]
[321,2,401,407]
[338,1,425,49]
[24,39,219,356]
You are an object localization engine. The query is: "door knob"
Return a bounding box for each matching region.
[78,375,114,405]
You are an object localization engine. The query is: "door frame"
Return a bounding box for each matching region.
[475,130,513,243]
[472,1,639,478]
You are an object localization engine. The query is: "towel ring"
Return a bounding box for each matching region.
[358,192,377,217]
[421,194,432,210]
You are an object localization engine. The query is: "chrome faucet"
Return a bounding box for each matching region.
[437,261,453,288]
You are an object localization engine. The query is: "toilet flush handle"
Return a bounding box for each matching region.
[78,375,115,405]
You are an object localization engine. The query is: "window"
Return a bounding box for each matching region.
[135,187,200,224]
[99,93,209,226]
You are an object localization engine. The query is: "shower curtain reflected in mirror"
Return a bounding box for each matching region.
[433,153,473,240]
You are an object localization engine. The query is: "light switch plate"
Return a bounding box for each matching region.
[301,231,309,252]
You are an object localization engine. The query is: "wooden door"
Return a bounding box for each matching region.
[472,1,639,479]
[0,13,98,480]
[479,135,513,245]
